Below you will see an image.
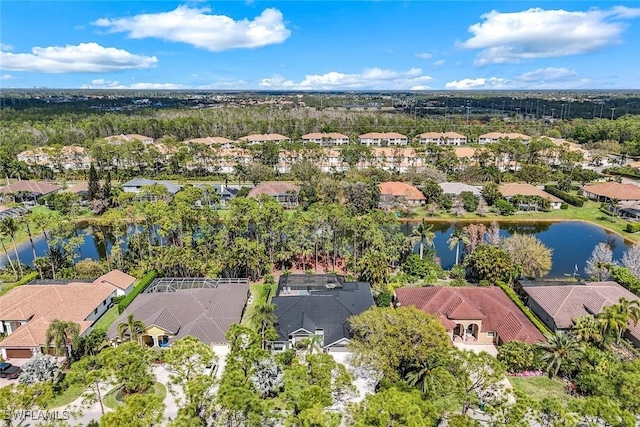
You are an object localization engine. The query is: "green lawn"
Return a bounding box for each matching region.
[103,382,167,409]
[93,306,120,332]
[47,382,87,409]
[411,200,640,242]
[509,376,572,406]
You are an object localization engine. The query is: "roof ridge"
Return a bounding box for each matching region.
[552,286,576,318]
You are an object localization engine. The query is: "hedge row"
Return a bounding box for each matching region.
[496,281,553,337]
[606,167,640,180]
[626,223,640,233]
[544,185,584,207]
[118,270,158,314]
[0,271,39,296]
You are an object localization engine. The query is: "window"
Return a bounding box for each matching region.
[94,308,98,314]
[487,331,495,337]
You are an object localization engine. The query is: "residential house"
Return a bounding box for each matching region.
[17,146,92,171]
[478,132,531,144]
[499,183,563,210]
[247,182,300,208]
[270,274,375,351]
[0,270,135,359]
[0,181,62,204]
[378,181,426,207]
[439,182,482,197]
[108,278,249,350]
[239,134,291,145]
[194,184,239,208]
[581,182,640,203]
[121,178,182,202]
[103,134,154,145]
[183,137,235,149]
[395,287,545,345]
[418,132,468,146]
[364,148,424,172]
[358,132,408,146]
[522,281,640,347]
[301,133,350,146]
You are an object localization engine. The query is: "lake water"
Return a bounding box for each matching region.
[1,221,633,279]
[403,221,632,278]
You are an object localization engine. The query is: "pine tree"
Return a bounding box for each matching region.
[102,170,112,204]
[88,163,99,200]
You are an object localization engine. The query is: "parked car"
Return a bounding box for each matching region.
[0,362,21,379]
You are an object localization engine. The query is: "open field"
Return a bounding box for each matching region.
[509,376,573,406]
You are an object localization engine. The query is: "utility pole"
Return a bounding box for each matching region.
[600,102,604,118]
[536,100,540,117]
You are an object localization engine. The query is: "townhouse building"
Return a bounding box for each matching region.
[358,132,408,146]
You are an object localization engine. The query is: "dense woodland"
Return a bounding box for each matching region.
[2,100,640,426]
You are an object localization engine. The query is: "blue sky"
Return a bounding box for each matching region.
[1,1,640,90]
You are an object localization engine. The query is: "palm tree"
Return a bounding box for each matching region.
[404,355,453,397]
[410,219,435,260]
[249,302,277,350]
[1,217,23,279]
[300,334,323,356]
[598,298,640,343]
[571,316,603,344]
[447,228,470,265]
[45,319,80,368]
[117,314,146,343]
[538,332,582,377]
[0,226,18,280]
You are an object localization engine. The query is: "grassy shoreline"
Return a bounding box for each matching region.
[400,201,639,244]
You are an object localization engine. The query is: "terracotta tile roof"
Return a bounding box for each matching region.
[184,137,235,145]
[499,183,562,203]
[523,282,640,332]
[0,272,130,348]
[359,132,407,139]
[0,318,93,348]
[395,287,545,344]
[379,181,426,201]
[248,182,300,198]
[302,132,349,140]
[95,270,136,290]
[582,182,640,201]
[454,147,476,158]
[239,134,290,142]
[419,132,467,139]
[0,181,62,195]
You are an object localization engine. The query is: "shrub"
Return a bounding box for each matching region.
[497,341,537,373]
[626,223,640,233]
[544,185,584,207]
[118,270,158,314]
[496,281,552,336]
[449,278,469,287]
[374,291,392,307]
[459,191,479,212]
[560,203,569,210]
[495,199,516,215]
[448,264,466,280]
[401,254,444,284]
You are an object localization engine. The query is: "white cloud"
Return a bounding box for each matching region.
[517,67,577,82]
[415,52,433,59]
[81,79,185,89]
[259,67,432,90]
[0,43,157,73]
[462,7,640,65]
[433,59,446,66]
[0,43,13,51]
[93,6,290,52]
[0,74,15,80]
[445,77,508,90]
[445,67,591,89]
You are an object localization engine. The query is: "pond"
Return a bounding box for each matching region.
[0,221,633,280]
[403,220,633,278]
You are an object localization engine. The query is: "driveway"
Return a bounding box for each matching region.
[453,342,499,356]
[328,351,377,404]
